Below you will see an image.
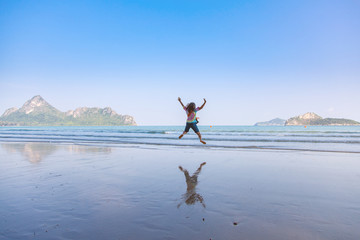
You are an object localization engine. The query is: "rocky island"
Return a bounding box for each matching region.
[255,113,360,126]
[285,112,360,126]
[0,95,137,126]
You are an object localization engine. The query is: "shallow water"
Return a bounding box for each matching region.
[1,142,359,239]
[1,125,360,153]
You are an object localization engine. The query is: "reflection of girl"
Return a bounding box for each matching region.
[178,97,206,144]
[177,162,206,208]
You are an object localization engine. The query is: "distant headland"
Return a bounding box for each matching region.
[255,112,360,126]
[254,118,286,126]
[0,95,137,126]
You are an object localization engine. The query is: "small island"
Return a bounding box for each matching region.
[0,95,137,126]
[254,118,286,126]
[255,113,360,126]
[285,112,360,126]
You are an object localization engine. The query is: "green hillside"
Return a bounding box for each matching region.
[0,96,137,126]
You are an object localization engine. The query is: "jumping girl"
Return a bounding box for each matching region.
[178,97,206,144]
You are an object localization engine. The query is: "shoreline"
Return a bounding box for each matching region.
[1,139,360,155]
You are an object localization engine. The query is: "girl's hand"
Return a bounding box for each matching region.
[203,98,206,102]
[178,97,181,101]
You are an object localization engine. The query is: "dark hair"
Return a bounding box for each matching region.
[186,102,196,113]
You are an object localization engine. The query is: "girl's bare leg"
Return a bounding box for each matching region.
[196,132,206,144]
[179,131,187,139]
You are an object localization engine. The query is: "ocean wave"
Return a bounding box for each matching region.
[1,126,360,153]
[1,134,360,144]
[1,137,360,154]
[2,129,360,138]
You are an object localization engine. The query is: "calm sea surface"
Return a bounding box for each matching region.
[1,125,360,153]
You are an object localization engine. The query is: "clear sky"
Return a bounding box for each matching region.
[1,0,359,125]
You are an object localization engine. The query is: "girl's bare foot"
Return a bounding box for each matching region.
[179,134,183,139]
[200,140,206,144]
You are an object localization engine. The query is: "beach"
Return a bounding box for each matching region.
[2,0,359,238]
[1,134,360,239]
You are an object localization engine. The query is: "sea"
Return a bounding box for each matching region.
[1,125,360,153]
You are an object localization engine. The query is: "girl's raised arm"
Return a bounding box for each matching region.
[178,97,185,108]
[199,98,206,110]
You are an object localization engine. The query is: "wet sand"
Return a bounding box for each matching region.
[0,142,359,240]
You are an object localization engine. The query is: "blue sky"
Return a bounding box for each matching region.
[1,0,359,125]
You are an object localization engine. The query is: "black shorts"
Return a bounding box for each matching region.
[184,122,199,133]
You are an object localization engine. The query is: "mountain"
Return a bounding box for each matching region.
[254,118,286,126]
[0,95,137,126]
[285,112,360,126]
